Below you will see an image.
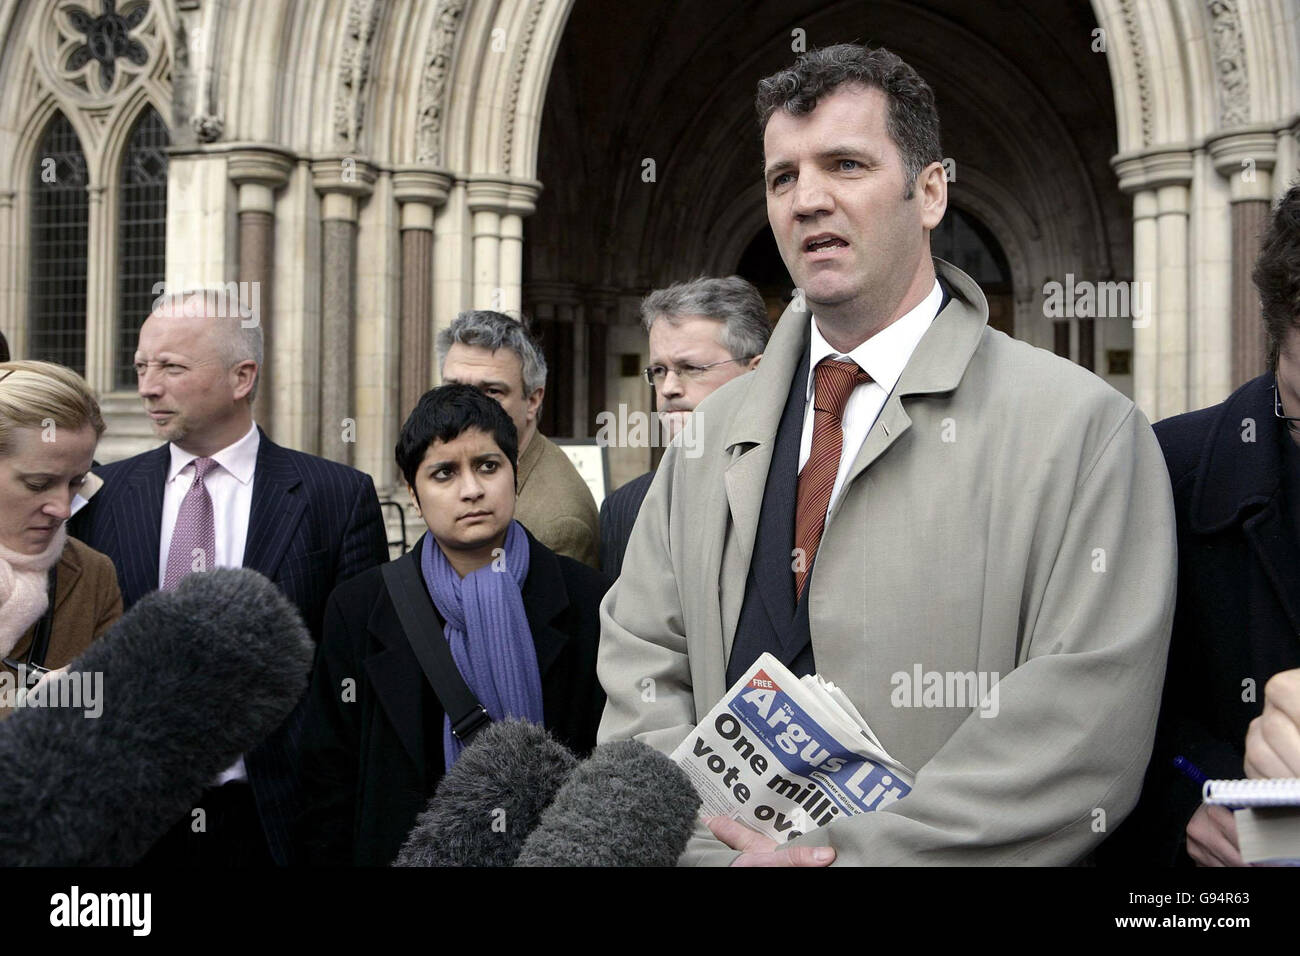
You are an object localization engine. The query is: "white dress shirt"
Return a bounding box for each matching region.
[158,420,260,784]
[158,421,259,581]
[798,280,943,523]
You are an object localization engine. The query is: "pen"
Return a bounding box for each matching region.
[1173,755,1209,787]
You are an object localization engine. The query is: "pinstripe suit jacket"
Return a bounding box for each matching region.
[598,470,654,581]
[68,427,390,864]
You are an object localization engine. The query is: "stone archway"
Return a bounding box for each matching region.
[528,0,1129,474]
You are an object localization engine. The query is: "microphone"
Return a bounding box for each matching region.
[394,719,578,867]
[515,739,702,867]
[0,568,313,866]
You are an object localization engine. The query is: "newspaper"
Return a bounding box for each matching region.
[671,652,913,843]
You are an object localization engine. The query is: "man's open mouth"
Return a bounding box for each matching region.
[805,235,848,252]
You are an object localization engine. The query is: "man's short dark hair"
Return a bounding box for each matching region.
[396,383,519,495]
[755,43,942,199]
[1254,183,1300,372]
[0,331,8,363]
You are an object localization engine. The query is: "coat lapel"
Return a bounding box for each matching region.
[836,260,988,507]
[115,446,167,603]
[363,549,429,773]
[243,430,307,580]
[721,299,812,588]
[1191,376,1300,636]
[520,530,571,677]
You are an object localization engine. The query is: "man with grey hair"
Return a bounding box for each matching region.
[70,286,389,867]
[599,276,768,579]
[437,310,600,569]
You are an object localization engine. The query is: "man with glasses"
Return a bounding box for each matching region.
[1103,184,1300,867]
[69,288,389,866]
[599,276,768,579]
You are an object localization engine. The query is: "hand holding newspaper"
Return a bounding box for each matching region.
[671,652,914,843]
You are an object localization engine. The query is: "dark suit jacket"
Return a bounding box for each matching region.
[1101,373,1300,865]
[67,427,390,864]
[297,528,610,866]
[598,470,654,580]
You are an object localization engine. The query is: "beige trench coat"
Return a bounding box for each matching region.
[597,259,1177,865]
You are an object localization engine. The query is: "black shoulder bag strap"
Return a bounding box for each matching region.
[27,564,57,670]
[380,556,491,744]
[3,566,58,687]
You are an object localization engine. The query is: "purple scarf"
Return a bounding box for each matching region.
[421,520,543,769]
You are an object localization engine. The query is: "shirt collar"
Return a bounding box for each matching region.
[167,421,260,486]
[806,279,943,401]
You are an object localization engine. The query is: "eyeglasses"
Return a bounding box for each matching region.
[642,358,751,386]
[1274,386,1300,432]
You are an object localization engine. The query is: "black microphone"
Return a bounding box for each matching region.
[0,568,313,866]
[394,719,579,867]
[515,739,702,867]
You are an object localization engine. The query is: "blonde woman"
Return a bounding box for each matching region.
[0,361,121,711]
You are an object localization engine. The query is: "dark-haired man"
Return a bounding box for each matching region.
[1105,184,1300,867]
[297,384,608,865]
[598,43,1177,866]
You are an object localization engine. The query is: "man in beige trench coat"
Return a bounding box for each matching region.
[596,43,1177,866]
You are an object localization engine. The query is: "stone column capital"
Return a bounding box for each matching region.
[1207,126,1277,201]
[312,158,377,223]
[392,168,454,207]
[227,147,295,189]
[1111,147,1195,195]
[310,157,378,197]
[465,176,543,216]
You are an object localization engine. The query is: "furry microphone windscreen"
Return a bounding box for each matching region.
[393,719,579,867]
[514,739,702,867]
[0,568,313,866]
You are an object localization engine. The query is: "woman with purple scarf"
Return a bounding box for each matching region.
[297,384,610,865]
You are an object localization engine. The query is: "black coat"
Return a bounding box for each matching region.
[68,429,390,865]
[1102,373,1300,865]
[297,528,610,866]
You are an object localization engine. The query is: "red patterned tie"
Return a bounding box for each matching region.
[162,457,218,590]
[794,358,872,598]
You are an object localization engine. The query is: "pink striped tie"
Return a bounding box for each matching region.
[794,358,871,598]
[162,457,217,591]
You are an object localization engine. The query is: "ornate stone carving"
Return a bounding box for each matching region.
[416,0,465,166]
[334,0,384,148]
[1207,0,1249,128]
[189,112,223,142]
[1118,0,1153,147]
[501,0,544,171]
[48,0,160,101]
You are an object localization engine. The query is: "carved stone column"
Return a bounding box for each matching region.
[392,169,452,417]
[311,157,376,464]
[499,180,542,315]
[1209,128,1277,387]
[1113,149,1194,420]
[228,148,293,429]
[465,177,511,310]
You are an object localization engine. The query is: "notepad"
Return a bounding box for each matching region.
[1202,779,1300,864]
[1202,778,1300,806]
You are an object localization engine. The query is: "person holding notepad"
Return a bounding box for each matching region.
[1103,186,1300,867]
